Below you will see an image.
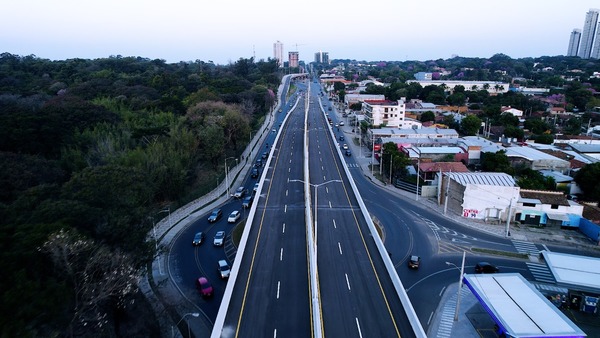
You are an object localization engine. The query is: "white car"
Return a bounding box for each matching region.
[253,183,260,192]
[228,210,241,223]
[233,186,247,199]
[213,231,225,246]
[342,144,349,150]
[218,260,230,279]
[339,121,345,126]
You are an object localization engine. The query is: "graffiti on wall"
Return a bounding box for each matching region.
[463,209,479,218]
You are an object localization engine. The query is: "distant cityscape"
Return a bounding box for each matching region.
[567,9,600,59]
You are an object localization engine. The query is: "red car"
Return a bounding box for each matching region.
[196,277,213,298]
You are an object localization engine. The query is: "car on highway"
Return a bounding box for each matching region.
[192,232,205,246]
[342,144,349,150]
[339,121,345,126]
[233,186,247,199]
[228,210,241,223]
[242,195,253,209]
[251,168,259,178]
[218,260,231,279]
[262,151,268,159]
[345,150,351,157]
[253,182,259,192]
[328,106,332,111]
[207,209,223,223]
[339,135,345,141]
[196,277,213,298]
[213,231,225,246]
[475,262,499,273]
[408,255,421,269]
[255,158,263,167]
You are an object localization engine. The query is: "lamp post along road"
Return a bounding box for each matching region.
[173,312,199,338]
[224,156,236,197]
[446,251,466,321]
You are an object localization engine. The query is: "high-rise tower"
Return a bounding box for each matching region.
[567,29,581,56]
[578,9,599,59]
[273,41,284,68]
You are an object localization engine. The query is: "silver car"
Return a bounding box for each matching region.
[218,260,230,279]
[213,231,225,246]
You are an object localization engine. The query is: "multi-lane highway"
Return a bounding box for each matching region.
[167,74,568,337]
[305,81,415,337]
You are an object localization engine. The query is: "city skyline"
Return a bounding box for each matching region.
[2,0,600,64]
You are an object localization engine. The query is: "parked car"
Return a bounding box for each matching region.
[233,186,247,199]
[242,195,253,209]
[192,232,205,246]
[339,121,345,126]
[408,255,421,269]
[345,150,351,157]
[218,260,231,279]
[251,168,259,178]
[228,210,241,223]
[475,262,499,273]
[207,209,223,223]
[213,231,225,246]
[196,277,213,297]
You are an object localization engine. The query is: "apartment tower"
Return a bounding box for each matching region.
[577,9,599,59]
[273,41,284,68]
[567,29,581,56]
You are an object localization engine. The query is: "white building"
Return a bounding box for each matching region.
[567,29,582,56]
[515,190,583,227]
[362,99,406,127]
[501,106,523,118]
[441,172,519,221]
[273,41,284,68]
[344,94,385,106]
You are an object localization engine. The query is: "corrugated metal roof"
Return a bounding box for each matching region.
[446,172,516,187]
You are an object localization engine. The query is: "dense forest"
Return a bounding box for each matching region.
[0,53,281,337]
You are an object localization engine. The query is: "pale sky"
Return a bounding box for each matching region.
[2,0,600,64]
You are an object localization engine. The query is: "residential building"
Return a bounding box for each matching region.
[567,28,581,56]
[362,99,406,127]
[288,51,299,68]
[567,29,581,56]
[501,106,523,118]
[406,80,510,94]
[369,127,460,152]
[314,51,329,64]
[414,72,433,81]
[273,41,284,68]
[578,9,599,59]
[515,190,583,227]
[344,94,385,106]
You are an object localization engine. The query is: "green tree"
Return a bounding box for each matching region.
[574,162,600,203]
[516,168,555,190]
[481,150,514,174]
[460,114,482,136]
[420,111,436,123]
[534,133,554,145]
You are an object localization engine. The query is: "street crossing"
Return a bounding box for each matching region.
[526,262,556,284]
[512,240,540,255]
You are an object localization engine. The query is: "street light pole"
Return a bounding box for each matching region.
[224,156,236,197]
[173,312,199,338]
[446,251,466,321]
